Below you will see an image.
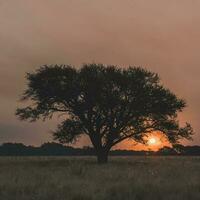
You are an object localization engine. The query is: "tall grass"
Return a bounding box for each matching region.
[0,156,199,200]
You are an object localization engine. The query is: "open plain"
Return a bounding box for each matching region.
[0,156,199,200]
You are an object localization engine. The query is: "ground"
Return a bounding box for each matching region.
[0,156,199,200]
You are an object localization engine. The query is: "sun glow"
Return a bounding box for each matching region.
[148,138,157,145]
[115,131,172,151]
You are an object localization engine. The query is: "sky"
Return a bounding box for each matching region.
[0,0,200,149]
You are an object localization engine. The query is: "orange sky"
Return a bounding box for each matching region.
[116,132,172,151]
[0,0,200,149]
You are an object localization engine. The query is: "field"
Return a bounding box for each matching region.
[0,156,199,200]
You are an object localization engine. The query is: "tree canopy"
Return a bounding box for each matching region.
[16,64,193,163]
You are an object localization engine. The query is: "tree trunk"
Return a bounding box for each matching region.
[96,149,109,164]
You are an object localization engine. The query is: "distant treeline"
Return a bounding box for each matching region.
[0,142,200,156]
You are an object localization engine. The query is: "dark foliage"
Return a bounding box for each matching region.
[0,142,200,156]
[16,64,193,163]
[0,143,95,156]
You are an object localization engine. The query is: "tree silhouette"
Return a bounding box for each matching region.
[16,64,193,163]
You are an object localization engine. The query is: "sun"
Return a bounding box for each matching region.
[148,137,157,145]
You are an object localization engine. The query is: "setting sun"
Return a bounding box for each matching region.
[148,138,157,145]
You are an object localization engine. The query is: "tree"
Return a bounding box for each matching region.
[16,64,193,163]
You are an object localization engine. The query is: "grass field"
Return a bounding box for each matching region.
[0,156,199,200]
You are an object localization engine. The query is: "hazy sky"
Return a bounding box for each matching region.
[0,0,200,148]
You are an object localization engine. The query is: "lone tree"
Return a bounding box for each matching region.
[16,64,193,163]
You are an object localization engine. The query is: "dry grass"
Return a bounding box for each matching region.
[0,156,199,200]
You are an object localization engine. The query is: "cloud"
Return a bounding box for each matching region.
[0,0,199,146]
